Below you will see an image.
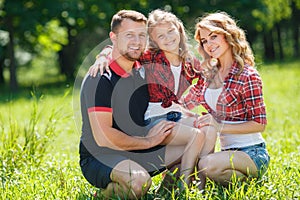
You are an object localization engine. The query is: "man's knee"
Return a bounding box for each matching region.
[130,174,152,198]
[112,160,152,198]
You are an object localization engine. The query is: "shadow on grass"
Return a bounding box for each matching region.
[0,80,72,103]
[76,193,98,200]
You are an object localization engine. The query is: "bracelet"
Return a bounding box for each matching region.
[95,45,112,59]
[95,54,108,59]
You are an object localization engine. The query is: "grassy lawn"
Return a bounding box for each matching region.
[0,60,299,199]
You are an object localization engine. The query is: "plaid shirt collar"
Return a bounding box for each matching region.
[228,61,240,75]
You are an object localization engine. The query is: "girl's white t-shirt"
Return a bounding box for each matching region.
[145,64,182,119]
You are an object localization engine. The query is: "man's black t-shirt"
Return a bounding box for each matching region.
[80,61,149,155]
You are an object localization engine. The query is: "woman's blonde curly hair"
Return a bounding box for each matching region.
[194,11,255,80]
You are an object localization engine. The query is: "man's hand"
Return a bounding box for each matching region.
[145,120,175,148]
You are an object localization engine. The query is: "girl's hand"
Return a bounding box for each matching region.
[194,113,221,132]
[170,102,197,118]
[88,46,112,77]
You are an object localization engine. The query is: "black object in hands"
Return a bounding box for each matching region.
[166,111,182,122]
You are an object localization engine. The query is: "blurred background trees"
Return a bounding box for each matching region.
[0,0,299,91]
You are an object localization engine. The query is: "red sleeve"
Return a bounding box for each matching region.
[243,71,267,124]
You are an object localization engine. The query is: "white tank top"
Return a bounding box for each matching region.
[205,87,222,111]
[205,88,265,149]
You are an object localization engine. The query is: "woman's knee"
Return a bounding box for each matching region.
[198,156,208,171]
[198,155,219,176]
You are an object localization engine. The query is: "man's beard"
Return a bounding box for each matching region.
[120,50,142,61]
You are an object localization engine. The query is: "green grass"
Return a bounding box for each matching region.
[0,60,300,199]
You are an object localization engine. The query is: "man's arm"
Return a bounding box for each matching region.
[89,111,175,151]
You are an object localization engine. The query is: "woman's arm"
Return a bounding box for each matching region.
[194,113,266,134]
[220,120,265,134]
[180,81,203,110]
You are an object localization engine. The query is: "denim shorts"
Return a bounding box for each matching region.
[223,143,270,176]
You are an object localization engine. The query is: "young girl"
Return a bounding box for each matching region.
[181,11,270,188]
[89,9,218,188]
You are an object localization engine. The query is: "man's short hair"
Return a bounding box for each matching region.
[111,10,147,33]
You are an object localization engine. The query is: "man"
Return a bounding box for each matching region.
[79,10,177,199]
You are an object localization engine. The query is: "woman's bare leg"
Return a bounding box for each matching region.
[198,151,258,187]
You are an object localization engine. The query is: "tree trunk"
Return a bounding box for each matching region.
[7,17,18,91]
[275,23,284,60]
[0,47,5,85]
[293,24,299,58]
[263,29,276,61]
[292,1,300,57]
[58,27,79,81]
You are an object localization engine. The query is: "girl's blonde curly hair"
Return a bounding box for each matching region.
[147,9,189,59]
[147,9,198,78]
[194,11,255,80]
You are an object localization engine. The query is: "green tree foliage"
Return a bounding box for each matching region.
[0,0,113,88]
[0,0,71,90]
[252,0,291,30]
[291,0,300,57]
[251,0,291,60]
[0,0,299,90]
[0,0,42,90]
[47,0,111,80]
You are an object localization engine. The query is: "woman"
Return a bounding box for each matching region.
[89,9,218,188]
[181,11,270,188]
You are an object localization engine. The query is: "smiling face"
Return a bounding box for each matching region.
[111,18,147,61]
[199,28,231,62]
[150,22,181,54]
